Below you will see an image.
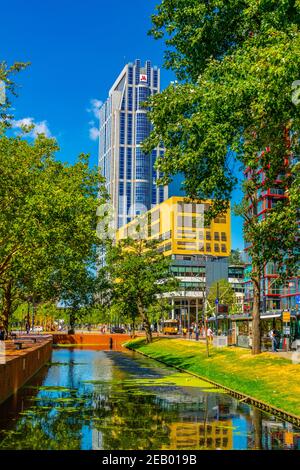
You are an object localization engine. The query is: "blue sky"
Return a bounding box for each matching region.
[1,0,244,249]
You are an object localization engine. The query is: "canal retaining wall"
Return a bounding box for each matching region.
[52,333,131,350]
[0,339,52,405]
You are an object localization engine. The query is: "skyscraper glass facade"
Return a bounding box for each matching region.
[99,59,168,229]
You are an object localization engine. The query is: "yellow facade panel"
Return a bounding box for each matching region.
[116,196,231,257]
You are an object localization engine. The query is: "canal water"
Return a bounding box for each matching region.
[0,348,299,450]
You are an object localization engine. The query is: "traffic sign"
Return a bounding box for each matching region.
[296,295,300,305]
[215,298,219,305]
[282,311,291,322]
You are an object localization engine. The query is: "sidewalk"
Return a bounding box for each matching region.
[0,335,52,363]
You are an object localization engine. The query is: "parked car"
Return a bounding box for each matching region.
[33,326,43,332]
[111,327,126,334]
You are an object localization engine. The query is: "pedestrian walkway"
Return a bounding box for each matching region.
[0,335,52,363]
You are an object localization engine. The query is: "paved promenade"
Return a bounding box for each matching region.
[0,335,52,364]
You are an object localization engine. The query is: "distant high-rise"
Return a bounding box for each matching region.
[99,59,168,229]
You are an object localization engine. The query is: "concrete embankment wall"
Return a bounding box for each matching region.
[52,333,131,350]
[0,339,52,405]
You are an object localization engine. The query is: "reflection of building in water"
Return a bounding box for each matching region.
[162,420,233,450]
[92,429,103,451]
[91,352,115,450]
[261,420,300,450]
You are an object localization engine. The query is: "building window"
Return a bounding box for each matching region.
[135,182,149,206]
[138,86,150,110]
[128,87,133,111]
[206,232,211,240]
[153,69,158,88]
[214,232,220,241]
[214,244,220,252]
[127,114,132,144]
[136,113,150,144]
[119,147,124,179]
[221,244,227,253]
[128,66,133,85]
[214,215,226,223]
[159,186,164,203]
[136,148,149,180]
[221,232,227,241]
[127,148,132,180]
[206,244,211,252]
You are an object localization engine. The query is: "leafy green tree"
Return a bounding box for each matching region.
[206,279,236,317]
[0,61,28,124]
[0,132,107,337]
[229,250,243,266]
[105,238,178,343]
[144,0,300,354]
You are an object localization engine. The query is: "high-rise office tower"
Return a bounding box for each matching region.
[99,59,168,230]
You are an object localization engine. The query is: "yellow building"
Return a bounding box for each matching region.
[162,420,233,450]
[116,196,231,257]
[116,197,231,326]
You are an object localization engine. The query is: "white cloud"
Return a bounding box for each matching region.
[87,98,102,141]
[89,127,100,141]
[87,98,103,120]
[12,117,52,139]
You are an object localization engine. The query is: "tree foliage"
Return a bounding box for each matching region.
[0,132,107,336]
[105,238,178,343]
[144,0,300,353]
[207,279,237,317]
[0,61,29,124]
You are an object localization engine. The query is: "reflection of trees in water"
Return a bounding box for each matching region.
[0,354,85,450]
[91,384,179,450]
[0,391,86,450]
[253,408,262,450]
[0,363,50,440]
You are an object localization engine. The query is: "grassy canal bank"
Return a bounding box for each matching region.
[125,337,300,419]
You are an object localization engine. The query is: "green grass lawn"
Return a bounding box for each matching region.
[125,337,300,417]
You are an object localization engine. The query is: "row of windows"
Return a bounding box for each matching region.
[176,231,227,241]
[158,243,172,253]
[136,113,150,144]
[171,267,205,277]
[135,182,149,205]
[176,242,228,253]
[179,282,206,291]
[136,148,150,180]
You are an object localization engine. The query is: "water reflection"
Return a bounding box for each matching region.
[0,349,299,450]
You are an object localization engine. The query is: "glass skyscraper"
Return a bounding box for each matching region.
[99,59,168,229]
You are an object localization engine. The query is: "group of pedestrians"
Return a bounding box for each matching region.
[185,324,213,342]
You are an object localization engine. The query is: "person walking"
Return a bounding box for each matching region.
[207,327,213,343]
[269,329,278,352]
[195,325,200,342]
[25,321,30,335]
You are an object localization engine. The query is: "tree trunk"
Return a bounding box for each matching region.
[1,279,13,339]
[253,408,262,450]
[68,310,76,335]
[252,268,261,355]
[144,318,153,344]
[137,300,152,343]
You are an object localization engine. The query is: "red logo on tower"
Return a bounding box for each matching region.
[140,74,147,82]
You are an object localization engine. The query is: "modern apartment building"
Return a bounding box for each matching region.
[116,196,231,325]
[228,264,245,313]
[99,59,168,230]
[243,153,299,317]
